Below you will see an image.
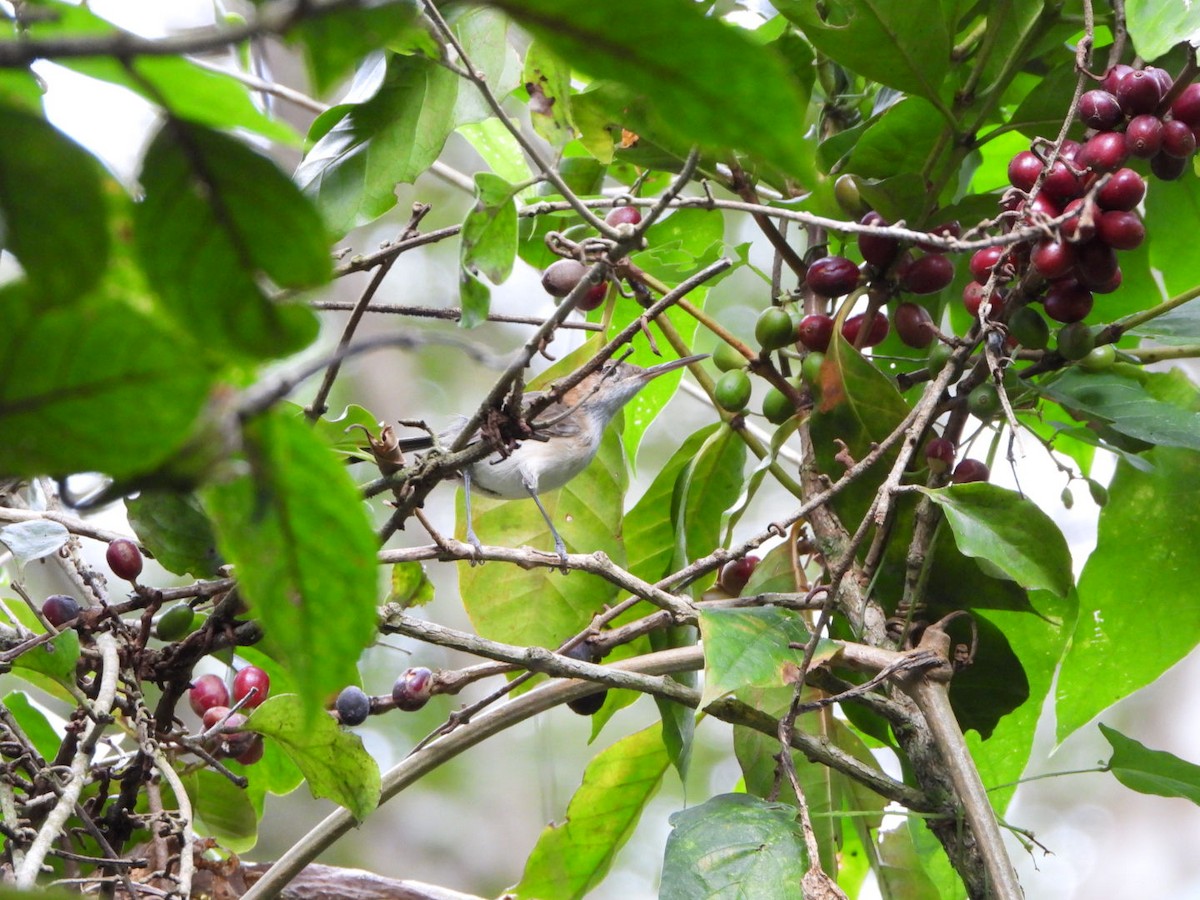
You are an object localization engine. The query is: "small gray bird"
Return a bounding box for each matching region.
[405,354,706,563]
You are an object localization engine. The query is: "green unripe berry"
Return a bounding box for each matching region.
[715,370,752,412]
[1008,306,1050,350]
[755,307,795,352]
[1088,479,1109,507]
[155,604,195,641]
[927,342,953,376]
[762,385,795,425]
[801,351,825,388]
[1056,322,1096,361]
[1080,344,1117,372]
[834,174,867,216]
[967,383,1001,420]
[713,342,748,372]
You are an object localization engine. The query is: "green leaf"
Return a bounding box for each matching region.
[523,40,576,146]
[135,122,325,360]
[488,0,814,180]
[0,285,214,480]
[670,424,747,578]
[305,403,384,461]
[777,0,951,107]
[388,561,435,609]
[512,724,670,899]
[298,8,509,234]
[698,607,838,707]
[288,1,425,95]
[0,106,109,304]
[1057,448,1200,741]
[185,769,259,852]
[247,694,382,821]
[460,173,519,324]
[1131,301,1200,345]
[0,520,69,567]
[3,692,61,762]
[810,332,912,521]
[458,119,535,185]
[1101,723,1200,806]
[298,52,455,234]
[12,627,80,686]
[1126,0,1200,60]
[847,97,945,179]
[202,410,380,724]
[1035,368,1200,453]
[917,483,1073,598]
[625,424,722,584]
[660,793,808,899]
[127,492,221,578]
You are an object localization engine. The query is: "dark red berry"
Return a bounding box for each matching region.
[796,314,835,352]
[1101,64,1135,95]
[541,259,588,298]
[952,459,990,484]
[1041,161,1082,202]
[1007,151,1043,191]
[1075,240,1119,284]
[1078,90,1123,130]
[925,437,956,475]
[392,667,434,711]
[1124,114,1164,159]
[1019,193,1062,219]
[335,686,371,726]
[858,212,900,268]
[202,705,231,731]
[1161,119,1197,158]
[806,256,861,297]
[1061,198,1096,243]
[1151,151,1189,180]
[1116,69,1163,115]
[235,735,265,765]
[1079,132,1129,172]
[894,302,936,348]
[842,311,889,347]
[605,206,642,227]
[575,279,609,311]
[969,246,1004,283]
[1170,83,1200,127]
[1145,67,1174,99]
[1043,280,1094,323]
[106,539,143,582]
[1096,168,1146,211]
[1060,139,1083,162]
[720,555,760,595]
[963,283,1005,319]
[899,254,955,294]
[1097,210,1145,250]
[1032,240,1076,279]
[916,220,961,251]
[1090,266,1123,294]
[189,674,230,716]
[233,666,270,709]
[42,594,80,628]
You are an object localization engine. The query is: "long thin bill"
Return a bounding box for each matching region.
[640,353,709,380]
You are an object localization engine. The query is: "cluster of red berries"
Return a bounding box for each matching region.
[188,666,271,764]
[794,219,956,354]
[540,206,643,311]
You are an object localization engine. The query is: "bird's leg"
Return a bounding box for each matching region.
[461,469,484,565]
[524,483,570,573]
